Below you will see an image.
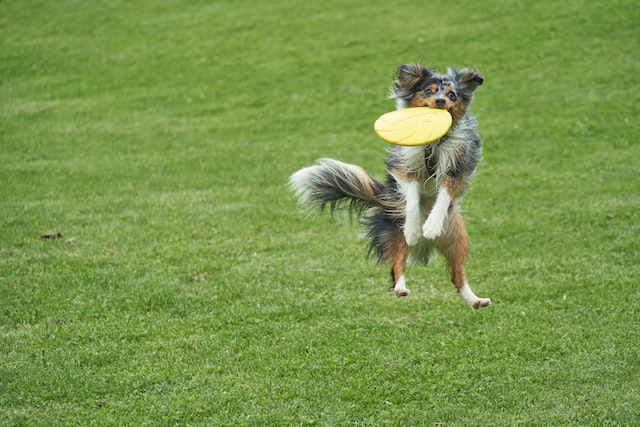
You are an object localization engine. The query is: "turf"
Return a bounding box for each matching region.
[1,0,639,425]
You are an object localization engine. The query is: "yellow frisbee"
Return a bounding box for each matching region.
[374,107,452,146]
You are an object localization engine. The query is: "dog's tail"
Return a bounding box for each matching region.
[289,158,385,218]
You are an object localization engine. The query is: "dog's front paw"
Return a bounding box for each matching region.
[404,224,422,246]
[422,219,444,240]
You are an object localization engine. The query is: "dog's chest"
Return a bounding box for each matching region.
[417,144,458,197]
[419,177,438,198]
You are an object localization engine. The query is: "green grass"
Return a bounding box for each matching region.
[1,0,639,425]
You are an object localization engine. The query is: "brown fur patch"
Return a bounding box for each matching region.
[353,166,379,199]
[448,100,466,123]
[386,233,410,283]
[437,211,469,289]
[389,167,419,183]
[442,167,469,198]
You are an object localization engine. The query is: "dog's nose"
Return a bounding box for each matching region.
[435,98,446,108]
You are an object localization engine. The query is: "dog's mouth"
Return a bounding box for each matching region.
[433,105,454,119]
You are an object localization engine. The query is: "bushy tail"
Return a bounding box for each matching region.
[289,158,384,218]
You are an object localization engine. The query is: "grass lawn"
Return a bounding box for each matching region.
[1,0,639,425]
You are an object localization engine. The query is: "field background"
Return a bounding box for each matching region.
[1,0,639,425]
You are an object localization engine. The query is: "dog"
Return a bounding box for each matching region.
[289,63,491,309]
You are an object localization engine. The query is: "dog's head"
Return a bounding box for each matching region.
[391,63,484,123]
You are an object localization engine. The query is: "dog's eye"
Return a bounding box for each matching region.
[423,88,433,96]
[447,92,457,101]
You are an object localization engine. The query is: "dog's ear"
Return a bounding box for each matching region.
[391,63,431,100]
[395,63,431,90]
[457,68,484,92]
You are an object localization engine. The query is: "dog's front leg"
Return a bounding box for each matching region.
[423,187,451,239]
[402,180,423,246]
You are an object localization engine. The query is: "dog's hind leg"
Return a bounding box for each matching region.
[388,233,411,297]
[439,211,491,309]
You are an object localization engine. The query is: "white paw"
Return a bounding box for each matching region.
[469,298,492,310]
[422,219,444,240]
[404,223,422,246]
[394,275,411,297]
[459,283,491,309]
[394,288,411,297]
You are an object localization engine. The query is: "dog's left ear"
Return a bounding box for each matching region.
[458,68,484,92]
